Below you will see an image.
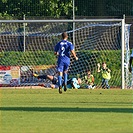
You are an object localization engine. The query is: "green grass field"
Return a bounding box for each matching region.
[0,88,133,133]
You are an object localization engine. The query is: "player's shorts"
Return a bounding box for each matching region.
[57,61,70,72]
[52,76,58,84]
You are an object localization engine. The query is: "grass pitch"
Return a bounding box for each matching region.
[0,88,133,133]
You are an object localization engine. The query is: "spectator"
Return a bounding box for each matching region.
[97,62,111,89]
[85,70,95,89]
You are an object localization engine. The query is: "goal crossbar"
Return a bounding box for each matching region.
[0,19,123,23]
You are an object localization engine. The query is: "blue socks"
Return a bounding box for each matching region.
[58,76,62,87]
[64,73,67,85]
[58,73,68,87]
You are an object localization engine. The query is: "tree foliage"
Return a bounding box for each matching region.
[0,0,73,18]
[75,0,133,16]
[0,0,132,19]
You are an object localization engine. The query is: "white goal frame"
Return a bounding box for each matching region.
[0,18,125,89]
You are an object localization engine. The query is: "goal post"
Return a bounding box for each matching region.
[121,18,125,89]
[0,18,131,89]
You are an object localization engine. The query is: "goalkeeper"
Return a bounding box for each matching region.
[33,73,82,89]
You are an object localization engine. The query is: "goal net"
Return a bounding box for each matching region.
[0,19,131,89]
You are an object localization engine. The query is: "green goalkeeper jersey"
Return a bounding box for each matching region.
[101,68,111,80]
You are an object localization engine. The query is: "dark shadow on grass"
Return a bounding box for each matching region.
[0,107,132,113]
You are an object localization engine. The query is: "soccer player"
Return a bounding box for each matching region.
[129,50,133,73]
[54,32,78,94]
[33,73,82,89]
[97,62,111,89]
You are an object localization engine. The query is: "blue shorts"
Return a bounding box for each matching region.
[57,61,70,72]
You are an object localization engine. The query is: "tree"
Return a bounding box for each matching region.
[75,0,133,16]
[0,0,73,18]
[0,0,132,18]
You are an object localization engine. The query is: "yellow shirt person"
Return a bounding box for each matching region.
[85,70,95,89]
[97,62,111,89]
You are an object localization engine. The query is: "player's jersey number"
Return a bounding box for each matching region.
[61,46,65,56]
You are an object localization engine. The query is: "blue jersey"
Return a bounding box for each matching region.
[54,40,74,64]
